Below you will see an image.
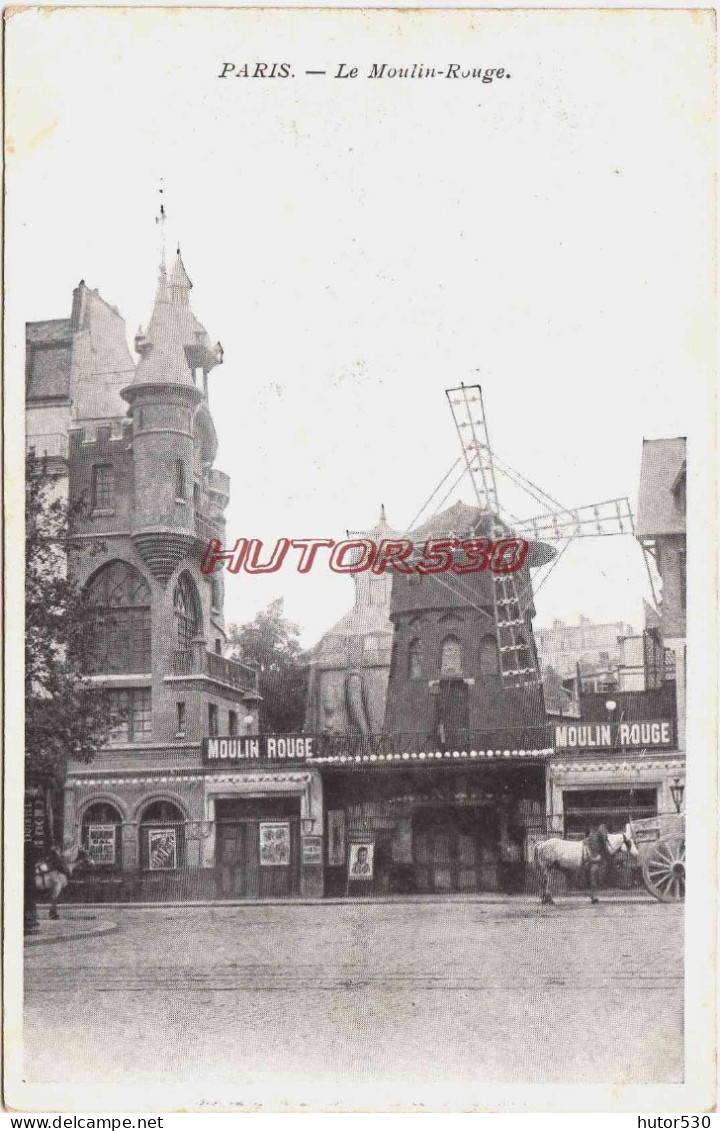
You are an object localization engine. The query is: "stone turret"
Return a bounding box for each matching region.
[121,252,224,583]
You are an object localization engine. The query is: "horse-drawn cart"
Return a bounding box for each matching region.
[629,812,685,903]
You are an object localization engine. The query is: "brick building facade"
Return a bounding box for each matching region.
[27,256,325,899]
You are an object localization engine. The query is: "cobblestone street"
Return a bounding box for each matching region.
[24,900,683,1092]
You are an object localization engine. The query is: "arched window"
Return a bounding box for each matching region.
[408,638,423,679]
[85,561,151,674]
[139,800,185,871]
[440,635,463,678]
[174,573,201,651]
[82,802,122,869]
[479,634,500,675]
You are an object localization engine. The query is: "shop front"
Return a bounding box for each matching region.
[317,749,550,896]
[62,735,325,901]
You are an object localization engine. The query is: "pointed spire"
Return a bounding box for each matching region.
[169,249,193,292]
[127,247,221,391]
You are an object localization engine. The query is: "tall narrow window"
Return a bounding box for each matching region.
[208,703,219,737]
[440,636,463,678]
[479,634,500,676]
[173,573,201,651]
[176,702,186,735]
[408,638,423,680]
[85,561,151,674]
[91,464,114,511]
[175,459,187,501]
[211,578,221,611]
[228,710,238,736]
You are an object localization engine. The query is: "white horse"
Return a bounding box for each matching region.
[534,826,639,905]
[35,842,93,919]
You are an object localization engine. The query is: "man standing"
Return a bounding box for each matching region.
[584,822,610,903]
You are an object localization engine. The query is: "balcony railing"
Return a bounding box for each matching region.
[171,647,258,692]
[26,433,69,460]
[195,512,224,543]
[309,726,555,761]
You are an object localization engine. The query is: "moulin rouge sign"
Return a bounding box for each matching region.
[554,720,674,751]
[202,735,315,765]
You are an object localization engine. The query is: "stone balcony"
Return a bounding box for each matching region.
[195,511,225,544]
[170,643,259,696]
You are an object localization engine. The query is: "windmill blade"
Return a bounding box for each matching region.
[403,456,464,535]
[492,451,565,515]
[445,383,541,690]
[445,384,501,515]
[514,497,634,541]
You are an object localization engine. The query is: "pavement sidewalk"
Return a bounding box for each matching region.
[62,891,657,910]
[24,913,117,946]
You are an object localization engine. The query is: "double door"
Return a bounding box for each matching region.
[413,808,499,893]
[215,798,301,899]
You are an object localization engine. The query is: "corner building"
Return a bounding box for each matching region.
[26,256,324,899]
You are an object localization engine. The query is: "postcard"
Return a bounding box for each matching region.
[4,5,716,1115]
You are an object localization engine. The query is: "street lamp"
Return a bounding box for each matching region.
[670,778,685,814]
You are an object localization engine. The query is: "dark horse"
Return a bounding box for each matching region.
[35,842,93,919]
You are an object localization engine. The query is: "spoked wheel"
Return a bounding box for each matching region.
[641,836,685,902]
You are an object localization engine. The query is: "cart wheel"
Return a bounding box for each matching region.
[642,836,685,902]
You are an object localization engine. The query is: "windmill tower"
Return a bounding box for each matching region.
[382,384,639,750]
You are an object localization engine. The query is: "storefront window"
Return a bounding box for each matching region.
[82,802,122,869]
[139,801,185,870]
[563,788,658,839]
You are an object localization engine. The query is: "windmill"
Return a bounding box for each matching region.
[402,383,652,692]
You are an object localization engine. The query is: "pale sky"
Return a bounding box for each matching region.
[7,8,714,645]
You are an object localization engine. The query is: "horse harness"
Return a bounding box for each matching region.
[581,831,631,867]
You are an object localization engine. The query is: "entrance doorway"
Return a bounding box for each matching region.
[413,807,499,893]
[434,679,470,748]
[214,797,301,899]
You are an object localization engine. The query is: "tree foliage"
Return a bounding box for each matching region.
[227,599,308,733]
[25,455,117,781]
